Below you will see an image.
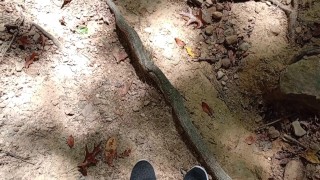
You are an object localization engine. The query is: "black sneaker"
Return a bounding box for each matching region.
[184,166,209,180]
[130,160,156,180]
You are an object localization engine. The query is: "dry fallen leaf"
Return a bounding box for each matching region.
[105,137,117,167]
[61,0,72,9]
[174,38,186,48]
[78,142,102,176]
[185,46,196,58]
[25,52,39,68]
[201,102,214,117]
[67,135,74,148]
[244,135,256,145]
[17,36,29,48]
[301,149,320,164]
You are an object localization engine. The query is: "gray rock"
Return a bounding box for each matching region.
[291,120,307,137]
[205,0,213,5]
[239,42,251,51]
[132,105,140,112]
[15,62,24,72]
[221,81,226,86]
[221,58,231,68]
[217,70,224,80]
[224,28,235,37]
[204,25,214,36]
[280,57,320,111]
[33,33,40,41]
[225,35,238,45]
[268,126,280,139]
[212,11,223,20]
[284,160,305,180]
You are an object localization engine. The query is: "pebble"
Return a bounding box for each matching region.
[221,58,231,69]
[233,74,239,79]
[75,41,85,49]
[270,20,281,36]
[212,11,223,20]
[222,75,228,81]
[217,70,224,80]
[205,0,213,5]
[268,126,280,139]
[295,27,302,34]
[239,42,251,51]
[225,35,238,45]
[143,100,150,106]
[284,160,305,180]
[132,105,140,112]
[224,28,235,37]
[292,120,306,137]
[221,81,226,86]
[15,62,24,72]
[0,40,3,45]
[33,33,40,41]
[204,25,214,36]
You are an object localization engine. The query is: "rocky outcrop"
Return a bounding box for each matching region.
[279,56,320,112]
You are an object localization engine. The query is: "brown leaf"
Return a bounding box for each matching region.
[105,137,117,167]
[61,0,72,9]
[25,52,39,68]
[201,102,214,117]
[67,135,74,148]
[301,149,320,164]
[78,142,102,176]
[118,79,133,97]
[118,148,131,158]
[174,38,186,48]
[244,135,256,145]
[17,36,29,47]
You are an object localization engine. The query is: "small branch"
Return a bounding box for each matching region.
[255,114,294,131]
[31,22,63,50]
[289,47,320,64]
[282,134,307,149]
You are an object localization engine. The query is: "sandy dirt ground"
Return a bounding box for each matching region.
[0,0,319,179]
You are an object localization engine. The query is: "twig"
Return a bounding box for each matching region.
[289,47,320,64]
[255,114,295,131]
[0,149,35,165]
[282,134,307,149]
[0,18,24,61]
[191,57,219,63]
[31,23,63,50]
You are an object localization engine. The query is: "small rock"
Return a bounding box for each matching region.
[205,25,214,36]
[51,99,59,106]
[143,100,150,106]
[75,41,85,49]
[225,35,238,45]
[144,27,152,33]
[212,11,223,20]
[268,126,280,139]
[284,160,305,180]
[270,21,281,36]
[286,0,292,5]
[292,120,307,137]
[105,117,113,122]
[222,75,228,81]
[15,62,24,72]
[201,10,212,24]
[65,107,74,116]
[239,42,251,51]
[221,81,226,86]
[33,33,40,42]
[0,40,3,45]
[0,25,5,32]
[217,70,224,80]
[205,0,213,5]
[233,74,239,79]
[265,1,272,6]
[140,113,146,117]
[221,58,231,69]
[223,86,228,90]
[224,28,235,37]
[132,105,140,112]
[295,27,302,34]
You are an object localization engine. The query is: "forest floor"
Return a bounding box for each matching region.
[0,0,319,179]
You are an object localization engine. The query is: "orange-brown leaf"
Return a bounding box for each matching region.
[25,52,39,68]
[18,36,29,46]
[105,137,117,167]
[78,142,102,176]
[67,135,74,148]
[201,102,214,117]
[174,38,186,48]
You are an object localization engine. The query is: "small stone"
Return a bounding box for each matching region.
[223,86,228,90]
[284,160,305,180]
[265,1,272,6]
[233,74,239,79]
[140,113,146,117]
[204,25,214,36]
[0,25,5,32]
[75,41,85,49]
[65,107,74,116]
[15,62,24,72]
[221,58,231,69]
[225,35,238,45]
[221,81,226,86]
[51,99,59,106]
[143,100,150,106]
[33,33,40,41]
[217,70,224,80]
[295,27,302,34]
[268,126,280,139]
[222,75,228,81]
[0,40,3,45]
[144,27,152,33]
[206,0,213,5]
[224,28,235,37]
[132,105,140,112]
[239,42,251,51]
[286,0,292,5]
[292,120,307,137]
[105,117,113,122]
[212,11,223,20]
[270,21,281,36]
